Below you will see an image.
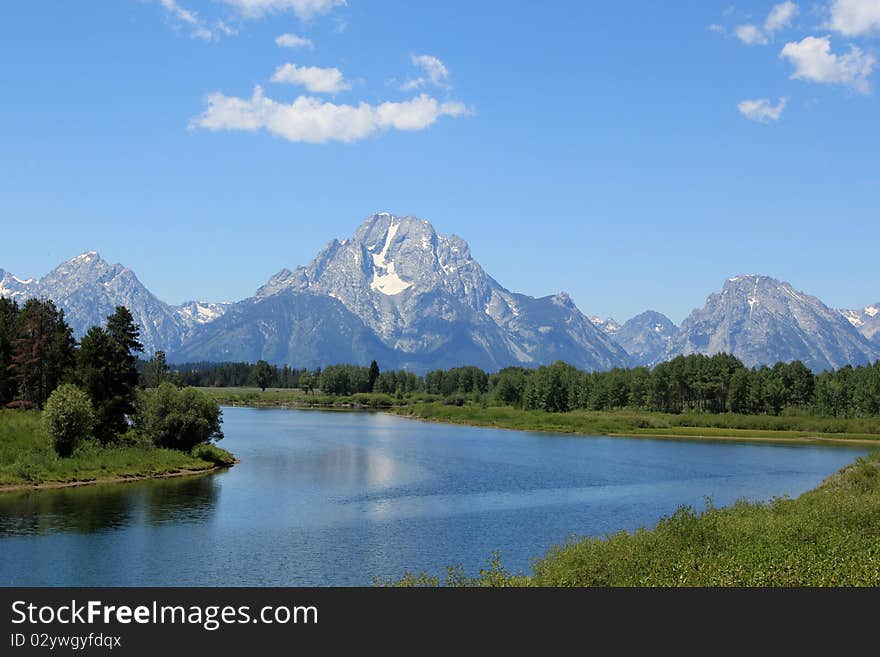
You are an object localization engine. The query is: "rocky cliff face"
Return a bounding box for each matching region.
[672,275,878,371]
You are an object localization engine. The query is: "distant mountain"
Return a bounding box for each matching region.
[672,275,878,371]
[170,289,395,368]
[588,316,622,336]
[0,252,226,355]
[841,303,880,347]
[179,213,629,372]
[615,311,679,367]
[4,222,878,374]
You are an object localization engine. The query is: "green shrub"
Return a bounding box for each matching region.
[191,443,236,467]
[135,383,224,452]
[42,384,96,457]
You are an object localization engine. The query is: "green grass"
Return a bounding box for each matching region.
[0,410,234,488]
[391,403,880,444]
[385,450,880,587]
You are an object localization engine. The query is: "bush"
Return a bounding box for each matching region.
[42,384,96,457]
[135,383,223,452]
[191,443,236,467]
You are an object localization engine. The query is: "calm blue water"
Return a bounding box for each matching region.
[0,407,869,586]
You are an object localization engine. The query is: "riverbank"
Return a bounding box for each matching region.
[203,387,880,445]
[393,404,880,446]
[0,410,236,491]
[390,449,880,586]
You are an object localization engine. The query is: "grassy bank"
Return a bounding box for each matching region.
[392,403,880,444]
[387,450,880,586]
[204,387,880,444]
[0,410,235,490]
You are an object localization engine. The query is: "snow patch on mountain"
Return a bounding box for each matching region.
[369,219,413,296]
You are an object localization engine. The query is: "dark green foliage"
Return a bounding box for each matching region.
[42,384,95,457]
[143,350,171,388]
[319,364,374,395]
[191,442,236,467]
[490,367,531,407]
[7,299,75,409]
[76,307,143,443]
[0,297,20,405]
[135,383,223,452]
[173,360,310,389]
[425,366,488,396]
[368,360,380,390]
[169,352,880,420]
[253,359,273,392]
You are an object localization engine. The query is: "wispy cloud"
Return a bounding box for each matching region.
[735,1,799,46]
[159,0,235,41]
[275,33,314,49]
[736,24,769,45]
[737,97,788,122]
[271,63,350,94]
[401,54,452,91]
[827,0,880,37]
[219,0,346,21]
[191,87,469,143]
[780,35,875,93]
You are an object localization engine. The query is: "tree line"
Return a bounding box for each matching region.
[0,298,223,457]
[174,353,880,419]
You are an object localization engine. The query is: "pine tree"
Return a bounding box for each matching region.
[0,297,20,405]
[77,306,143,443]
[9,299,75,408]
[368,360,380,391]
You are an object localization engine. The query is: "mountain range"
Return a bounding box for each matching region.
[1,213,877,372]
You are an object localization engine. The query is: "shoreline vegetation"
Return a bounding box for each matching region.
[0,303,234,493]
[203,387,880,446]
[385,450,880,586]
[0,409,235,492]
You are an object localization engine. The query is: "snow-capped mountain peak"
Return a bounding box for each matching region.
[214,212,629,371]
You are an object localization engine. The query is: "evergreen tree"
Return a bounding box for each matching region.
[77,306,143,443]
[368,360,380,391]
[9,299,75,408]
[0,297,20,405]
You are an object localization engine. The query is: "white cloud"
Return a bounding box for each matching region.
[271,63,350,94]
[737,97,788,122]
[765,1,799,32]
[220,0,346,20]
[780,35,875,93]
[828,0,880,36]
[736,24,769,45]
[191,86,469,143]
[735,2,799,45]
[275,33,314,49]
[160,0,235,41]
[707,24,727,35]
[401,54,452,90]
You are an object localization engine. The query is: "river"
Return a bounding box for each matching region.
[0,406,867,586]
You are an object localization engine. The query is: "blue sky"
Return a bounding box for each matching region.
[1,1,878,323]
